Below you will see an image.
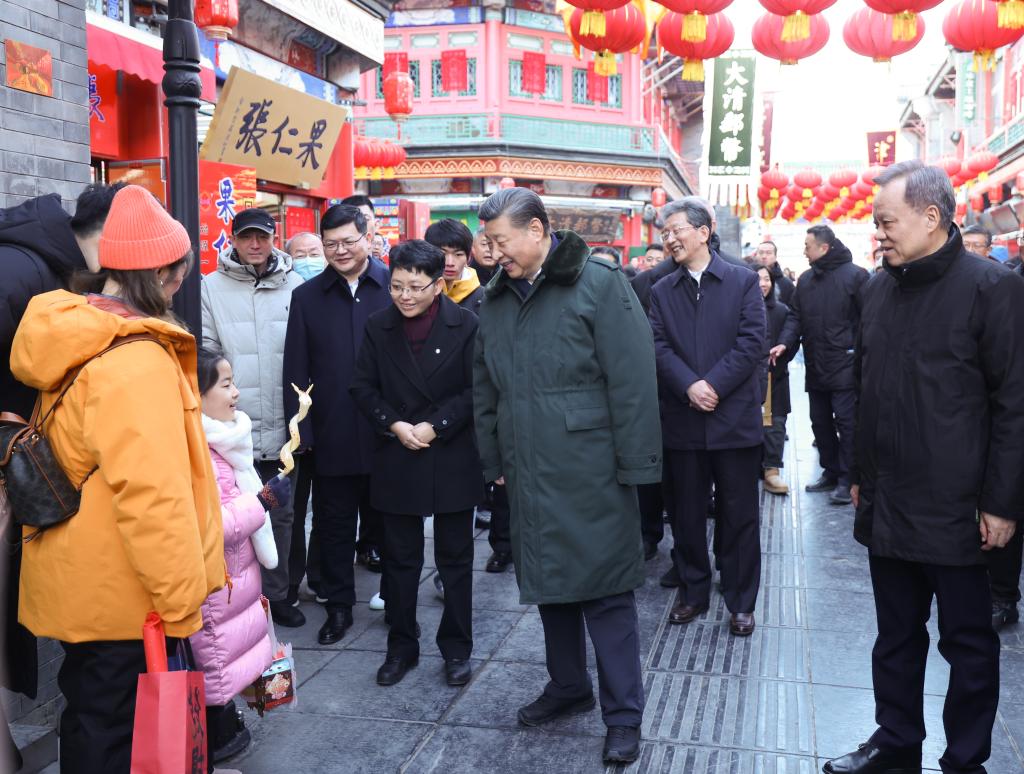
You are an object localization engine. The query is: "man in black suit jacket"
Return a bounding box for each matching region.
[283,205,392,645]
[351,240,483,688]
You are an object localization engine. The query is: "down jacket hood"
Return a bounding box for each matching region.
[0,193,85,278]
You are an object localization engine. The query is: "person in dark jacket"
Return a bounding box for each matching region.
[473,188,661,765]
[961,225,994,259]
[754,240,795,305]
[778,224,868,505]
[0,184,122,771]
[757,265,796,495]
[351,240,482,688]
[425,218,484,314]
[283,205,392,646]
[649,198,767,639]
[825,161,1024,774]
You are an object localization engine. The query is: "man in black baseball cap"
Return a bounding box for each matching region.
[231,207,277,276]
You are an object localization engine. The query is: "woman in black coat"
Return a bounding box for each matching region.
[351,240,482,689]
[758,265,797,495]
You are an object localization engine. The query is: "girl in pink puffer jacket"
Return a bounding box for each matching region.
[193,347,288,770]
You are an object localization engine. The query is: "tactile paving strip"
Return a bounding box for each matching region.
[611,744,820,774]
[648,622,809,682]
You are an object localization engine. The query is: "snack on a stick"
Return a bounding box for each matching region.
[278,383,313,478]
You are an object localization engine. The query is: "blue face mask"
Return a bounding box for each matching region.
[292,256,326,280]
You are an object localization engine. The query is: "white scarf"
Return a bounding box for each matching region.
[202,410,279,569]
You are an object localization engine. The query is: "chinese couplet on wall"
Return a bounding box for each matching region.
[441,50,468,93]
[198,160,258,274]
[522,52,546,95]
[707,52,756,178]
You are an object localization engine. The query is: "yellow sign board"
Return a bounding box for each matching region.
[200,67,351,189]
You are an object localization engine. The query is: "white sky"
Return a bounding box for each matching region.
[725,0,952,167]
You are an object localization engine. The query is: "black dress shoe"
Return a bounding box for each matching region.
[269,600,306,628]
[643,541,658,561]
[317,609,353,645]
[729,612,755,637]
[829,484,853,505]
[822,742,922,773]
[365,547,383,573]
[376,654,418,686]
[805,474,838,492]
[603,725,640,763]
[992,600,1019,630]
[445,658,472,686]
[475,510,492,529]
[669,601,708,625]
[517,692,596,726]
[659,566,681,588]
[485,551,513,573]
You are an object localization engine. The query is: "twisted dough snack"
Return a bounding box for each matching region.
[279,383,313,477]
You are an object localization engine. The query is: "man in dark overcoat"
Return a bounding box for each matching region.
[473,188,661,766]
[283,205,392,645]
[824,161,1024,774]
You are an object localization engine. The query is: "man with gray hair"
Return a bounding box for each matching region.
[473,186,662,765]
[824,160,1024,774]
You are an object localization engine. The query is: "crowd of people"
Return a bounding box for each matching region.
[1,159,1023,774]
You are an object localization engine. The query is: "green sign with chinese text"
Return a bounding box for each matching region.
[707,52,756,177]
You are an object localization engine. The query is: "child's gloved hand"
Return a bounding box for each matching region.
[257,475,292,511]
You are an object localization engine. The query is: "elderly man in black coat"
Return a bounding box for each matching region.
[351,240,482,689]
[824,161,1024,774]
[649,198,767,638]
[778,224,868,506]
[283,205,392,645]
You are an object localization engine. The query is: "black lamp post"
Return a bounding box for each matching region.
[162,0,202,334]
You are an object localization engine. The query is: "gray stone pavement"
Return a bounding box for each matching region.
[232,374,1024,774]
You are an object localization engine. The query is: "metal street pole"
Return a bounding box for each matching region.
[163,0,202,334]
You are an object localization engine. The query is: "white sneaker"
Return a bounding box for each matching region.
[369,592,386,611]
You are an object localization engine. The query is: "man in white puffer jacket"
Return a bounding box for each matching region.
[201,207,305,628]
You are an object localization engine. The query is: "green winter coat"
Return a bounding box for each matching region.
[473,230,662,605]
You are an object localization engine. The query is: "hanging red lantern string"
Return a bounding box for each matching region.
[758,0,836,41]
[844,6,925,61]
[656,10,734,80]
[943,0,1024,71]
[793,169,823,198]
[968,149,999,179]
[653,0,733,42]
[568,3,647,75]
[752,12,829,64]
[828,169,858,198]
[863,0,941,41]
[562,0,632,37]
[938,156,964,178]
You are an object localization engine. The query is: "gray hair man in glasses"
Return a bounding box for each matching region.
[283,204,393,646]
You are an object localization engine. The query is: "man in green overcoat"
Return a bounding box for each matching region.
[472,188,662,765]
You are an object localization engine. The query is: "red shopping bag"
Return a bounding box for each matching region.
[130,613,208,774]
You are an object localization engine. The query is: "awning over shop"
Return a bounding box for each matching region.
[87,12,216,102]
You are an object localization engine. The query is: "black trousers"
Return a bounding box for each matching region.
[288,454,321,592]
[383,510,474,660]
[58,639,149,774]
[255,460,296,602]
[986,527,1023,605]
[537,590,644,727]
[313,474,381,611]
[667,446,762,613]
[487,482,511,556]
[807,388,856,487]
[868,555,1000,774]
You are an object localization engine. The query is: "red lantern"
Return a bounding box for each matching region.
[657,11,734,80]
[793,168,823,191]
[943,0,1024,71]
[844,6,925,61]
[758,0,836,41]
[652,187,668,206]
[653,0,733,42]
[968,149,999,177]
[757,185,772,202]
[970,194,985,211]
[563,0,631,37]
[827,169,857,197]
[938,156,963,178]
[570,4,647,75]
[761,167,789,198]
[862,165,887,186]
[863,0,941,41]
[752,12,829,64]
[195,0,238,41]
[383,72,414,123]
[989,184,1005,202]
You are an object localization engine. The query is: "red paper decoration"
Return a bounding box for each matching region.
[943,0,1024,71]
[522,52,547,95]
[195,0,238,40]
[657,10,734,80]
[441,50,468,93]
[752,12,829,63]
[587,61,610,102]
[844,6,925,60]
[383,52,409,79]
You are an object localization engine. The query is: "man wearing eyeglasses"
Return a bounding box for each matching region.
[283,204,392,645]
[201,207,306,630]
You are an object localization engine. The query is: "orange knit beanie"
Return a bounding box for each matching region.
[99,185,192,270]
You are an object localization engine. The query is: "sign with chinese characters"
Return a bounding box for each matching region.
[200,68,350,189]
[270,0,385,66]
[88,67,121,158]
[958,53,977,125]
[547,207,623,243]
[707,52,756,177]
[5,40,53,97]
[198,160,258,275]
[866,130,896,167]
